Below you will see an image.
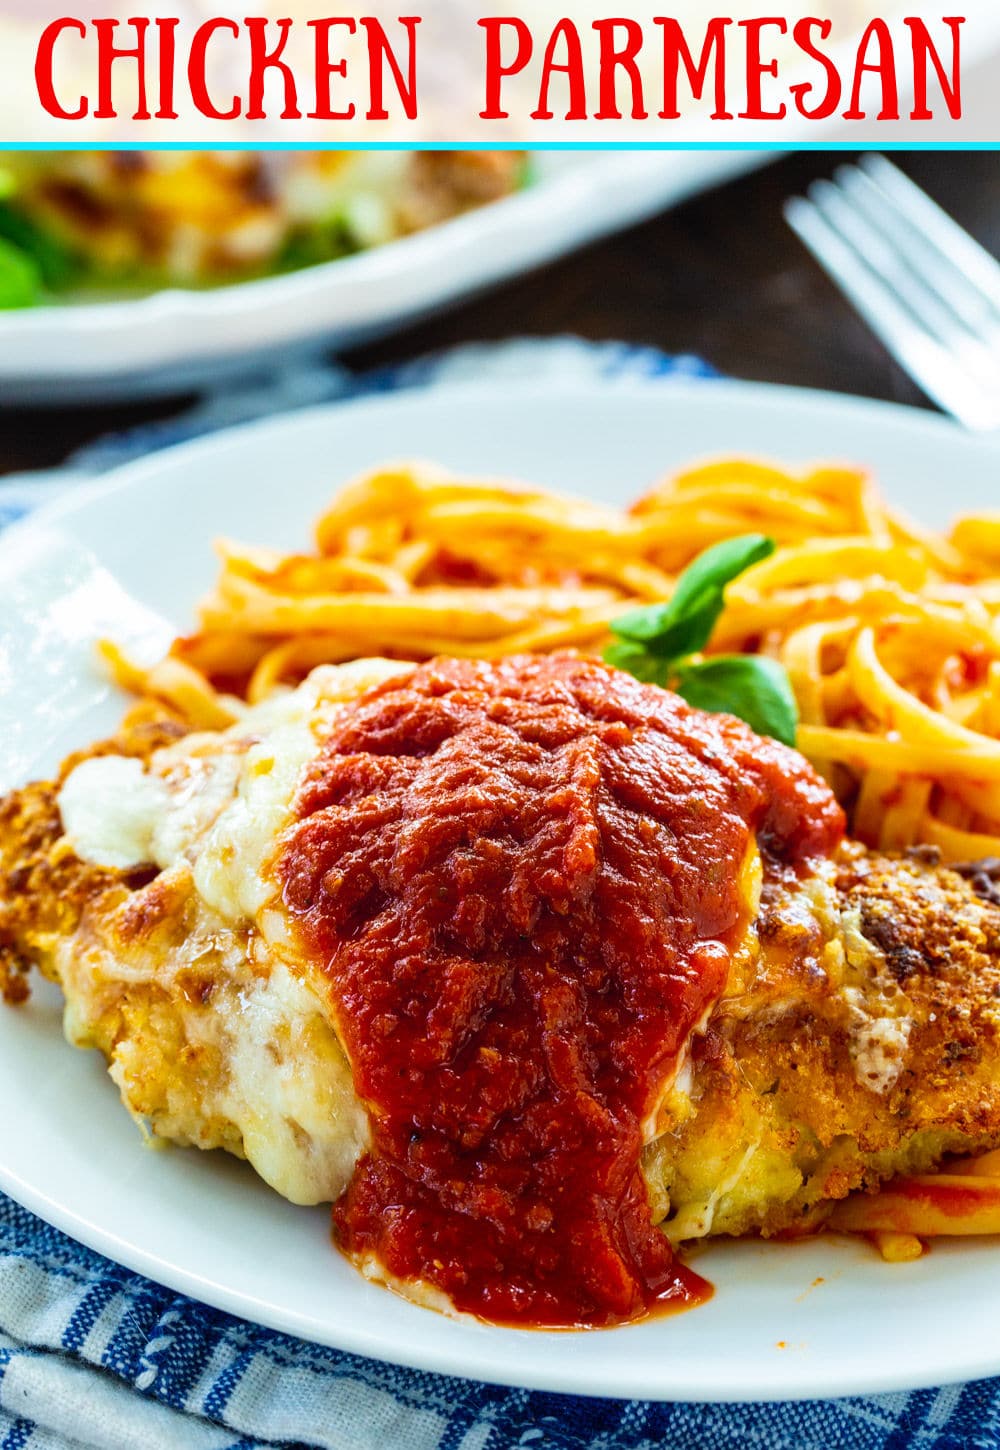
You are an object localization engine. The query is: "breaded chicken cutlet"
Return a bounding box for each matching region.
[4,654,1000,1324]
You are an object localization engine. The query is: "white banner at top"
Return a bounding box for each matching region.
[1,1,999,143]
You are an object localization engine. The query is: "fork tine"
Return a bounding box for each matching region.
[784,195,1000,432]
[859,155,1000,313]
[805,178,1000,402]
[807,178,987,361]
[834,165,1000,345]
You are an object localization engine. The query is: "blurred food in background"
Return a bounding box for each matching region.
[0,150,527,306]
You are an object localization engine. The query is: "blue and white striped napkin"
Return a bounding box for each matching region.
[1,338,996,1450]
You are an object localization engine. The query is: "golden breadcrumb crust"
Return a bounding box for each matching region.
[0,703,363,1201]
[646,843,1000,1241]
[0,705,188,1004]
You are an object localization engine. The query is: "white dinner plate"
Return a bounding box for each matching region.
[3,377,1000,1404]
[0,152,764,402]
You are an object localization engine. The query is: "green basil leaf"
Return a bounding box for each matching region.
[609,533,775,658]
[0,237,41,309]
[667,533,775,620]
[610,598,723,663]
[602,638,674,686]
[673,655,799,747]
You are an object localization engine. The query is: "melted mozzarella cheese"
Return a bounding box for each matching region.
[838,905,913,1096]
[216,957,371,1205]
[849,1013,913,1096]
[53,659,411,1206]
[58,658,409,893]
[57,756,170,870]
[191,661,407,924]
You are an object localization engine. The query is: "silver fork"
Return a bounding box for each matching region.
[785,155,1000,432]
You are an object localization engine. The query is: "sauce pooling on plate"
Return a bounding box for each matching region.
[279,655,843,1326]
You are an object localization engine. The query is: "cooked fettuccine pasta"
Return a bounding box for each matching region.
[106,457,1000,866]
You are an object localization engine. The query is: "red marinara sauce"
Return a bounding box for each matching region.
[278,655,844,1327]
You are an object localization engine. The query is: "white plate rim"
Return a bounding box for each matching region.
[2,372,998,543]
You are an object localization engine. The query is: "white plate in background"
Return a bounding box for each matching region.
[0,151,764,402]
[3,377,1000,1402]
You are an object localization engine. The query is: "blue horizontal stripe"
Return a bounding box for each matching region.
[2,139,1000,151]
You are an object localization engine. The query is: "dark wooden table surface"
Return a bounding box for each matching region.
[3,149,998,475]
